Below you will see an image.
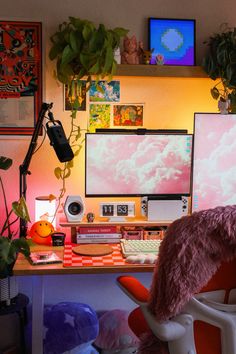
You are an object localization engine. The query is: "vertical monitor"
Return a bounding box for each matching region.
[192,113,236,212]
[149,18,196,66]
[85,132,193,197]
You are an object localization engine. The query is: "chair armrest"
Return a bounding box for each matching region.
[201,298,236,312]
[117,275,149,305]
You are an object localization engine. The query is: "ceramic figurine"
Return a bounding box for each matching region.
[121,36,143,64]
[156,53,164,65]
[86,212,95,223]
[142,49,154,65]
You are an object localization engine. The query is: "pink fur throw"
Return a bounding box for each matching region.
[138,205,236,354]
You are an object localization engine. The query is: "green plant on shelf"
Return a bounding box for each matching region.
[202,23,236,113]
[49,17,128,210]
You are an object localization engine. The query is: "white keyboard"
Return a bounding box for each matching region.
[120,239,162,258]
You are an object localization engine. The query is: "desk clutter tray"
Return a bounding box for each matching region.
[63,244,127,267]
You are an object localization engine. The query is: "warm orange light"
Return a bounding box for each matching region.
[29,220,54,245]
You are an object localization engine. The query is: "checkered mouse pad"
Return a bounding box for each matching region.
[63,243,127,267]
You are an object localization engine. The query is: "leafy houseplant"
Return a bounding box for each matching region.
[49,17,128,205]
[202,24,236,113]
[0,156,30,279]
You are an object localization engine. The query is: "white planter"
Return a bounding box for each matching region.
[0,276,19,305]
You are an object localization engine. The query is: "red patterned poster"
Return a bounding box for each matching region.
[0,21,42,135]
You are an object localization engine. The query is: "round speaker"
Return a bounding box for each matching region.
[64,196,85,222]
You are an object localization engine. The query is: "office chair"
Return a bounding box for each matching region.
[117,205,236,354]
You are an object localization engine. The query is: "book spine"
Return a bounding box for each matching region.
[78,226,117,234]
[76,237,120,244]
[77,233,122,239]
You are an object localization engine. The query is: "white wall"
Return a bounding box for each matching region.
[0,0,235,315]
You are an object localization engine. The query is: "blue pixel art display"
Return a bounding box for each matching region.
[149,18,196,66]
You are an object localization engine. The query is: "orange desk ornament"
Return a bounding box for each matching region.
[29,220,54,245]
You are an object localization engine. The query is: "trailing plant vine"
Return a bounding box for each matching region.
[49,17,128,218]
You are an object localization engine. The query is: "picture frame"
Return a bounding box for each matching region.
[113,104,144,127]
[0,20,42,135]
[148,17,196,66]
[64,80,87,111]
[89,80,120,102]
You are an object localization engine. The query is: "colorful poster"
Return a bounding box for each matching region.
[89,104,111,132]
[0,21,42,135]
[64,80,86,111]
[89,80,120,102]
[113,104,144,126]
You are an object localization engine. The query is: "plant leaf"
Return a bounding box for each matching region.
[54,167,62,179]
[211,86,220,99]
[0,156,12,170]
[12,197,31,222]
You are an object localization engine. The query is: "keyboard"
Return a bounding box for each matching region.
[120,239,162,258]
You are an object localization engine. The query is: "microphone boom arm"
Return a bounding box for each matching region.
[19,102,52,237]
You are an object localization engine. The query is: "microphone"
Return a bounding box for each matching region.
[46,116,74,163]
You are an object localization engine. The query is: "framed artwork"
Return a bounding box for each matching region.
[0,20,42,135]
[149,18,196,65]
[64,80,86,111]
[89,104,111,132]
[113,104,144,126]
[89,80,120,102]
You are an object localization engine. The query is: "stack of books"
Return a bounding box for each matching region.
[76,225,122,244]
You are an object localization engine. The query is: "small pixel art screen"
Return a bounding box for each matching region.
[85,133,193,197]
[192,113,236,212]
[149,18,195,66]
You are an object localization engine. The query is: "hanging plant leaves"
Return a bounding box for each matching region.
[0,156,12,170]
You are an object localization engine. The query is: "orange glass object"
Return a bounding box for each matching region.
[29,220,54,245]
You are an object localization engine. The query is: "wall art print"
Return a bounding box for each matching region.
[89,80,120,102]
[89,104,111,132]
[64,80,86,111]
[113,104,144,126]
[0,21,42,135]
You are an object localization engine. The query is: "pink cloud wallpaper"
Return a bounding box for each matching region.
[86,134,192,196]
[192,113,236,212]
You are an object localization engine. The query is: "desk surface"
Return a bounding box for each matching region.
[13,244,155,276]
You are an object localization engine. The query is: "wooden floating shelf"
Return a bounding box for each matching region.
[116,64,209,78]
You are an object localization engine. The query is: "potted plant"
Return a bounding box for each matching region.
[49,17,128,205]
[202,24,236,113]
[0,156,30,304]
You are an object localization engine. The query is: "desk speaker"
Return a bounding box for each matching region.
[64,196,85,222]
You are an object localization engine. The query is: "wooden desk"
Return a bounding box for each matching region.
[13,243,155,354]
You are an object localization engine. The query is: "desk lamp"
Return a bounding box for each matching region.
[19,102,74,237]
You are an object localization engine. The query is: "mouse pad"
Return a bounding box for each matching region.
[72,244,113,256]
[63,244,126,267]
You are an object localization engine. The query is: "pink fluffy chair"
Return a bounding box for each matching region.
[117,205,236,354]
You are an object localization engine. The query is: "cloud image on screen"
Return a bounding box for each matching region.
[192,114,236,212]
[86,134,192,196]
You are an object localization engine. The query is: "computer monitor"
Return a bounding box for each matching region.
[148,17,196,65]
[85,131,193,197]
[192,113,236,212]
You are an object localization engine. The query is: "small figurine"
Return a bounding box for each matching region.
[121,36,143,64]
[114,47,121,64]
[142,49,154,65]
[156,53,164,65]
[86,212,95,223]
[218,97,230,114]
